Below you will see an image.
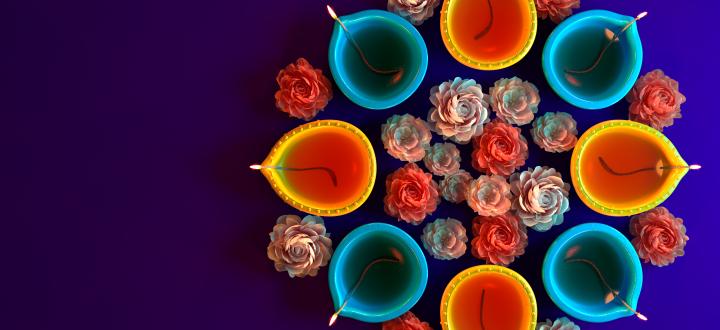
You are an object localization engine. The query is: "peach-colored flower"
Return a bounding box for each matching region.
[421,218,467,260]
[531,112,578,153]
[382,311,433,330]
[537,317,580,330]
[471,213,528,265]
[629,207,689,266]
[274,58,333,120]
[423,143,461,176]
[382,114,433,162]
[428,77,491,144]
[471,119,528,176]
[385,163,440,225]
[489,77,540,126]
[439,170,473,204]
[388,0,440,26]
[466,175,512,216]
[535,0,580,23]
[267,215,333,278]
[510,166,570,232]
[626,69,686,131]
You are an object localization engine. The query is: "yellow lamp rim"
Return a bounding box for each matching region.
[440,0,537,70]
[260,120,377,217]
[440,265,537,330]
[570,120,688,217]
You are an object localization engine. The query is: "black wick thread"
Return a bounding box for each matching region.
[474,0,494,40]
[598,157,696,177]
[480,288,486,330]
[280,166,338,187]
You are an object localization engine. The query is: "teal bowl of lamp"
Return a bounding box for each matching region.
[542,223,643,323]
[328,222,428,323]
[542,10,643,110]
[328,10,428,110]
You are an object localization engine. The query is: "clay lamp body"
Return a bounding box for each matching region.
[328,9,428,110]
[328,223,428,324]
[543,223,645,322]
[440,0,537,70]
[441,265,537,330]
[571,120,698,216]
[251,120,376,216]
[543,10,644,109]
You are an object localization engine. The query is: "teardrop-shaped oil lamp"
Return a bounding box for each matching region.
[250,120,376,216]
[571,120,700,216]
[440,0,537,70]
[441,265,537,330]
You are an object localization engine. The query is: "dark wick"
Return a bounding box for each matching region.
[479,288,486,330]
[473,0,494,40]
[250,165,338,187]
[598,157,700,177]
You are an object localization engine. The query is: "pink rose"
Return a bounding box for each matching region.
[267,215,333,278]
[384,163,440,225]
[466,175,512,216]
[421,218,468,260]
[382,311,433,330]
[471,213,528,265]
[626,69,686,131]
[489,77,540,126]
[423,143,461,176]
[382,114,433,162]
[535,0,581,23]
[439,170,473,204]
[387,0,440,26]
[537,317,580,330]
[471,119,529,176]
[509,166,570,232]
[274,58,333,120]
[630,207,689,266]
[428,77,491,144]
[531,112,578,153]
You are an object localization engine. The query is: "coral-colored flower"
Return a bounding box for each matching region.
[274,58,333,120]
[439,170,473,204]
[537,317,580,330]
[489,77,540,126]
[387,0,440,26]
[535,0,580,23]
[531,112,578,153]
[382,311,433,330]
[471,213,528,265]
[471,119,528,176]
[428,77,491,144]
[509,166,570,232]
[466,175,512,216]
[629,207,689,266]
[421,218,468,260]
[384,163,440,225]
[382,114,433,162]
[424,143,461,176]
[267,215,333,278]
[626,69,686,131]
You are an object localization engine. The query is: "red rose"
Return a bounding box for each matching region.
[274,58,333,120]
[384,163,440,225]
[382,311,433,330]
[471,213,528,265]
[471,120,529,176]
[626,69,685,131]
[629,207,689,266]
[535,0,580,23]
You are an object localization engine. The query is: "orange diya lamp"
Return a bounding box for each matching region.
[441,265,537,330]
[440,0,537,70]
[250,120,376,216]
[571,120,700,216]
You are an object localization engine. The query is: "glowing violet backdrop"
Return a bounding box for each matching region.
[3,0,719,329]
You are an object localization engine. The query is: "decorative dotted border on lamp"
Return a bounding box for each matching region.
[440,265,537,330]
[440,0,537,70]
[261,120,377,217]
[572,120,687,216]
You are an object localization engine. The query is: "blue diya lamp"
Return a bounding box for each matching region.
[543,10,644,109]
[328,222,428,324]
[543,223,645,323]
[327,7,428,110]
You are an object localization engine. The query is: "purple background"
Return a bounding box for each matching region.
[4,0,719,329]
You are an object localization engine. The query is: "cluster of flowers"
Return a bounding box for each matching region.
[381,76,578,265]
